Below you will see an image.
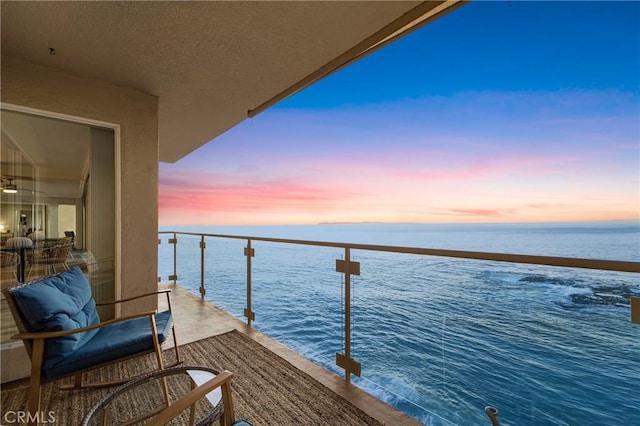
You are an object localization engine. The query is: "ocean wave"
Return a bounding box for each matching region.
[352,375,458,426]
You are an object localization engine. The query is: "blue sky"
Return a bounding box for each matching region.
[283,1,639,103]
[160,1,639,226]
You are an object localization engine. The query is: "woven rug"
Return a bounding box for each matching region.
[1,330,382,425]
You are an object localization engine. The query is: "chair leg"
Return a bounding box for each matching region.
[165,291,182,365]
[189,379,197,425]
[172,325,181,364]
[28,339,45,426]
[150,316,166,371]
[149,315,170,405]
[220,380,235,426]
[73,373,83,388]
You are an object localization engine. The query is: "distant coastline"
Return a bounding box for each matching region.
[162,219,639,232]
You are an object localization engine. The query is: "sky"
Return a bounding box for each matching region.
[159,1,640,227]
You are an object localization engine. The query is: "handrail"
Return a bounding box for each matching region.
[158,231,640,273]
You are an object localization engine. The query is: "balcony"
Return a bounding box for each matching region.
[1,227,638,425]
[158,227,640,425]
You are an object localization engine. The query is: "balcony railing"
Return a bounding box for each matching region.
[158,230,639,425]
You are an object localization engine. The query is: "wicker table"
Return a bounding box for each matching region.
[1,237,33,282]
[82,366,224,426]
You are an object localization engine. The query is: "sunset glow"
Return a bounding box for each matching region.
[159,1,639,227]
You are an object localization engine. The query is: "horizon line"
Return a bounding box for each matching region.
[159,218,639,228]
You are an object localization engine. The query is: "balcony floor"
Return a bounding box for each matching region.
[160,283,421,426]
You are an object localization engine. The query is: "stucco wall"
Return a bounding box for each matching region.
[1,56,159,316]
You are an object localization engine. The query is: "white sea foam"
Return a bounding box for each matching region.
[562,286,592,296]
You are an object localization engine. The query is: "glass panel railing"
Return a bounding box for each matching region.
[348,251,640,425]
[250,241,345,372]
[159,233,249,318]
[201,236,250,319]
[158,233,200,288]
[158,231,640,425]
[348,251,466,425]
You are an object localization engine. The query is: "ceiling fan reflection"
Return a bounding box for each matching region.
[1,177,44,194]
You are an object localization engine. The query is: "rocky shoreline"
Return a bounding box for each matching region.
[569,285,635,307]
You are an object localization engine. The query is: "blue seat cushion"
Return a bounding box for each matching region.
[11,266,100,364]
[43,310,173,380]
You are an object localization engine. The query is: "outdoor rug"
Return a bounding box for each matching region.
[1,330,382,425]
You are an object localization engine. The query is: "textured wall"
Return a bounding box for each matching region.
[1,56,159,316]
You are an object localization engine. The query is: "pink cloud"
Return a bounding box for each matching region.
[159,174,360,217]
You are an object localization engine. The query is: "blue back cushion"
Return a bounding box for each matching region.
[12,266,100,365]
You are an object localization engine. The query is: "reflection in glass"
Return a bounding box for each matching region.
[1,108,116,332]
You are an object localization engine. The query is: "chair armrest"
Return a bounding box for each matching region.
[96,289,172,306]
[11,311,158,340]
[149,370,235,426]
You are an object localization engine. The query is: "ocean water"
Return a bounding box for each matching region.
[158,222,640,425]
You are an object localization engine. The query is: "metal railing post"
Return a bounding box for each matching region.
[157,238,162,283]
[335,247,361,383]
[200,235,206,299]
[244,239,255,326]
[168,232,178,284]
[632,297,640,324]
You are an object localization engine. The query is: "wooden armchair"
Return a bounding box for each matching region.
[150,370,253,426]
[2,266,180,425]
[81,367,254,426]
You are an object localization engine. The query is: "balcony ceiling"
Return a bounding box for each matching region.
[1,1,461,163]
